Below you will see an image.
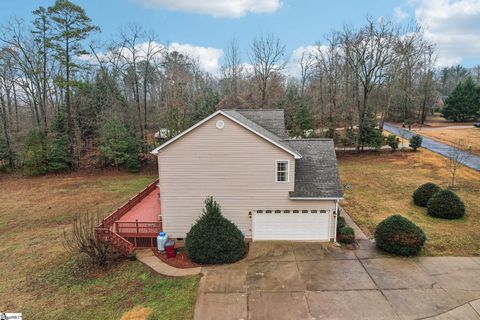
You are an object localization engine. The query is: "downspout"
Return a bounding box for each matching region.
[334,200,339,243]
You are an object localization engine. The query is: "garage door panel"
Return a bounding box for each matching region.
[252,211,330,241]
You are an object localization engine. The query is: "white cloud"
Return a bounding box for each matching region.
[168,42,224,75]
[414,0,480,67]
[79,42,224,76]
[394,6,409,21]
[135,0,281,18]
[284,44,333,77]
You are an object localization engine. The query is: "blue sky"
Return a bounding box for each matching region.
[2,0,480,74]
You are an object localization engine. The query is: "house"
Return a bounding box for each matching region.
[151,109,343,242]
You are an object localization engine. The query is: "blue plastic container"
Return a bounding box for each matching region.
[157,232,168,252]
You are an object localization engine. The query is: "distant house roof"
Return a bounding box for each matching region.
[284,139,343,199]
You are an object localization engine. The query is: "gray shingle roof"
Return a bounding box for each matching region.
[223,109,342,199]
[222,109,300,158]
[284,139,343,199]
[236,109,287,137]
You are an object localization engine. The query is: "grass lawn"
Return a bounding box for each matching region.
[338,149,480,256]
[0,171,198,319]
[418,127,480,155]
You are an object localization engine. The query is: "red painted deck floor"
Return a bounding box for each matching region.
[118,188,160,222]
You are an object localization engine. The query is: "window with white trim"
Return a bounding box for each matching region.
[275,160,289,182]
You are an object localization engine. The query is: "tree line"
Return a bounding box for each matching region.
[1,0,479,174]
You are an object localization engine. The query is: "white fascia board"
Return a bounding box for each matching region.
[151,110,302,159]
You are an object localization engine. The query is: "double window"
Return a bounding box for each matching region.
[275,160,289,182]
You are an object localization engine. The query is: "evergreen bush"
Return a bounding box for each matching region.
[409,135,423,151]
[427,189,465,219]
[99,116,141,172]
[374,215,426,256]
[186,197,245,264]
[387,134,399,151]
[412,183,441,207]
[337,216,346,231]
[339,226,355,244]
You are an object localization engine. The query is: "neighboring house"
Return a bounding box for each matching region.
[151,109,343,242]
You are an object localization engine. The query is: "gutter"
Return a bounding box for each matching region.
[334,200,340,243]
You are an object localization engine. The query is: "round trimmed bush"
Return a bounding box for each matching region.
[412,183,441,207]
[336,216,346,231]
[427,189,465,219]
[186,197,245,264]
[339,226,355,244]
[374,215,426,256]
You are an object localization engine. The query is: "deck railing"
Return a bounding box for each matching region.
[115,220,162,237]
[101,179,159,229]
[95,178,160,255]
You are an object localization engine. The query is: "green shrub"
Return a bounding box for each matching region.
[336,216,346,231]
[409,135,423,151]
[374,215,426,256]
[99,116,141,172]
[186,197,245,264]
[427,189,465,219]
[339,227,355,244]
[21,129,47,176]
[361,124,384,149]
[412,183,441,207]
[46,135,71,173]
[386,134,399,151]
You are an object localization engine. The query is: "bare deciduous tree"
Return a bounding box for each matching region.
[446,141,472,188]
[249,34,287,107]
[297,49,314,97]
[341,18,399,151]
[222,38,243,96]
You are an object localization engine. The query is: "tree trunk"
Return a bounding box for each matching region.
[0,94,14,166]
[143,66,148,130]
[12,82,19,131]
[65,35,74,156]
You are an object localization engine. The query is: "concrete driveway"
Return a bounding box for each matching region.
[194,241,480,320]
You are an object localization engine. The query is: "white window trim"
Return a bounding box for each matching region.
[275,160,290,183]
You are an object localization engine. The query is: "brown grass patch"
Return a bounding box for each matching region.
[120,305,153,320]
[418,128,480,155]
[423,113,475,127]
[338,149,480,256]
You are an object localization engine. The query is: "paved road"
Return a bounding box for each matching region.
[384,123,480,171]
[194,241,480,320]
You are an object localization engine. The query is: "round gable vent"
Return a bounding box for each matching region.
[216,120,225,129]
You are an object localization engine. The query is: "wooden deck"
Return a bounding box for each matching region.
[95,179,162,255]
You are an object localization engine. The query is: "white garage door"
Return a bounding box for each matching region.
[252,209,331,241]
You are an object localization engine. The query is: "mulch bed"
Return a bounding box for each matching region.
[152,248,201,269]
[151,243,250,269]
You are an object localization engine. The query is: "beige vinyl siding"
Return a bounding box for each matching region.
[158,114,335,238]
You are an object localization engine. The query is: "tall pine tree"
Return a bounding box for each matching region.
[48,0,99,154]
[443,77,480,121]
